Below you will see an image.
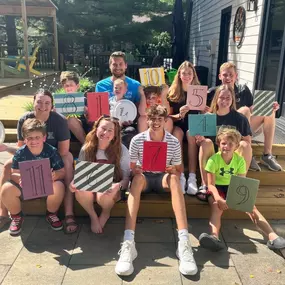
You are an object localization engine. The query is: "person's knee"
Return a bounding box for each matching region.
[130,175,145,193]
[238,106,251,119]
[53,181,65,194]
[200,139,214,150]
[1,183,18,199]
[239,140,251,151]
[168,174,180,189]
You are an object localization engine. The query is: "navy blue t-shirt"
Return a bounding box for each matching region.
[12,143,64,171]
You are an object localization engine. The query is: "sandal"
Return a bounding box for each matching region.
[195,186,209,202]
[63,215,78,234]
[0,216,11,230]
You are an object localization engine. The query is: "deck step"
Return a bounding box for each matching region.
[21,185,285,219]
[3,128,285,156]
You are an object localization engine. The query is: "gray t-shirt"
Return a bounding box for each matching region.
[78,143,130,181]
[17,111,70,148]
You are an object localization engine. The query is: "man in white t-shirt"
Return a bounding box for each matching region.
[115,105,198,277]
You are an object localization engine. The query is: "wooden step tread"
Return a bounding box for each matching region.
[21,185,285,219]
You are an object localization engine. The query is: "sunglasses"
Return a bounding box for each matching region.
[101,114,120,121]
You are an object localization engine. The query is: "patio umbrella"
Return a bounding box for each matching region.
[172,0,185,69]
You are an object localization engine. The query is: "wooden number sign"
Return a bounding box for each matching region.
[19,158,53,200]
[187,85,208,111]
[139,67,165,86]
[54,92,85,116]
[252,90,276,116]
[188,114,217,136]
[87,92,110,122]
[142,141,167,172]
[74,161,115,192]
[226,175,260,212]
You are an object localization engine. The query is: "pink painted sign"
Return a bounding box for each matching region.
[19,158,53,200]
[187,85,208,111]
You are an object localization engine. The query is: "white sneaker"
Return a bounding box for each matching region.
[186,176,198,195]
[176,240,198,275]
[180,173,186,194]
[115,240,138,276]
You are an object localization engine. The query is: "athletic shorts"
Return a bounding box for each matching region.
[207,185,228,200]
[143,172,169,193]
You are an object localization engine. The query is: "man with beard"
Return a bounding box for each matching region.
[96,51,147,147]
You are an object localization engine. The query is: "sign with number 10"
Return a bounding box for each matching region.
[187,85,208,111]
[139,67,165,86]
[142,141,167,172]
[19,158,53,200]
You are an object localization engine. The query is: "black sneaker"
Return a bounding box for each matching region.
[267,237,285,250]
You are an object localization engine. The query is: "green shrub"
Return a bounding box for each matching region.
[23,101,34,112]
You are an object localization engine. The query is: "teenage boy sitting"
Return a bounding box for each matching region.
[115,105,198,277]
[199,127,285,251]
[60,71,92,144]
[1,119,65,235]
[208,62,282,172]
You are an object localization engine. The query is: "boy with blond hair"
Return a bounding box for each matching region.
[208,62,282,172]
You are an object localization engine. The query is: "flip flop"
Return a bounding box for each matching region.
[0,216,11,229]
[195,186,209,202]
[63,215,78,234]
[199,233,224,251]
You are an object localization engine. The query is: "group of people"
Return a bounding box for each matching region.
[0,51,284,277]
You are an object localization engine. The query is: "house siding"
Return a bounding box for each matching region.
[188,0,265,91]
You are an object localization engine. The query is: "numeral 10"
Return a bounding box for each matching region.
[144,69,160,86]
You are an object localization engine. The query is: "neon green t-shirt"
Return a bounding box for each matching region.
[205,151,246,185]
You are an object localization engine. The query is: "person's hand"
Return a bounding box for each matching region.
[161,84,169,98]
[0,144,8,152]
[121,120,133,126]
[179,105,190,119]
[165,165,178,175]
[273,101,280,112]
[132,165,143,176]
[69,181,78,193]
[201,106,211,114]
[215,199,228,211]
[51,169,56,182]
[195,135,206,144]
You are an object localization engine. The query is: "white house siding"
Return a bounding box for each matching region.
[188,0,265,91]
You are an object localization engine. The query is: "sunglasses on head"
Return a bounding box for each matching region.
[101,114,120,121]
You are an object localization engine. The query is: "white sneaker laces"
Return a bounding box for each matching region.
[118,241,132,262]
[180,241,194,262]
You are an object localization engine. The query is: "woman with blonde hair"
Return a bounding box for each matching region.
[194,84,252,201]
[70,115,130,233]
[167,61,201,193]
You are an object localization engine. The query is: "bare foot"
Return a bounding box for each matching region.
[99,211,110,229]
[90,217,102,234]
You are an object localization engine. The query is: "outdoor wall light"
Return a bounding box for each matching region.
[247,0,258,12]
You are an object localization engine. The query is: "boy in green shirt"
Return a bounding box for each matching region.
[199,128,285,252]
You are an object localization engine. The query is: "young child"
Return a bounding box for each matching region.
[198,127,285,251]
[109,78,128,114]
[0,119,65,235]
[60,71,92,144]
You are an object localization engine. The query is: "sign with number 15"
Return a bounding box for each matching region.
[139,67,165,86]
[187,85,208,111]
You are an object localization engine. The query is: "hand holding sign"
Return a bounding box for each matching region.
[142,141,167,172]
[188,114,217,136]
[87,92,110,122]
[74,161,114,192]
[252,90,276,116]
[19,158,53,200]
[54,92,85,116]
[139,67,165,86]
[187,85,208,110]
[226,175,260,212]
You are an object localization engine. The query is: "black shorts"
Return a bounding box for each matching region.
[207,185,228,200]
[143,172,169,193]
